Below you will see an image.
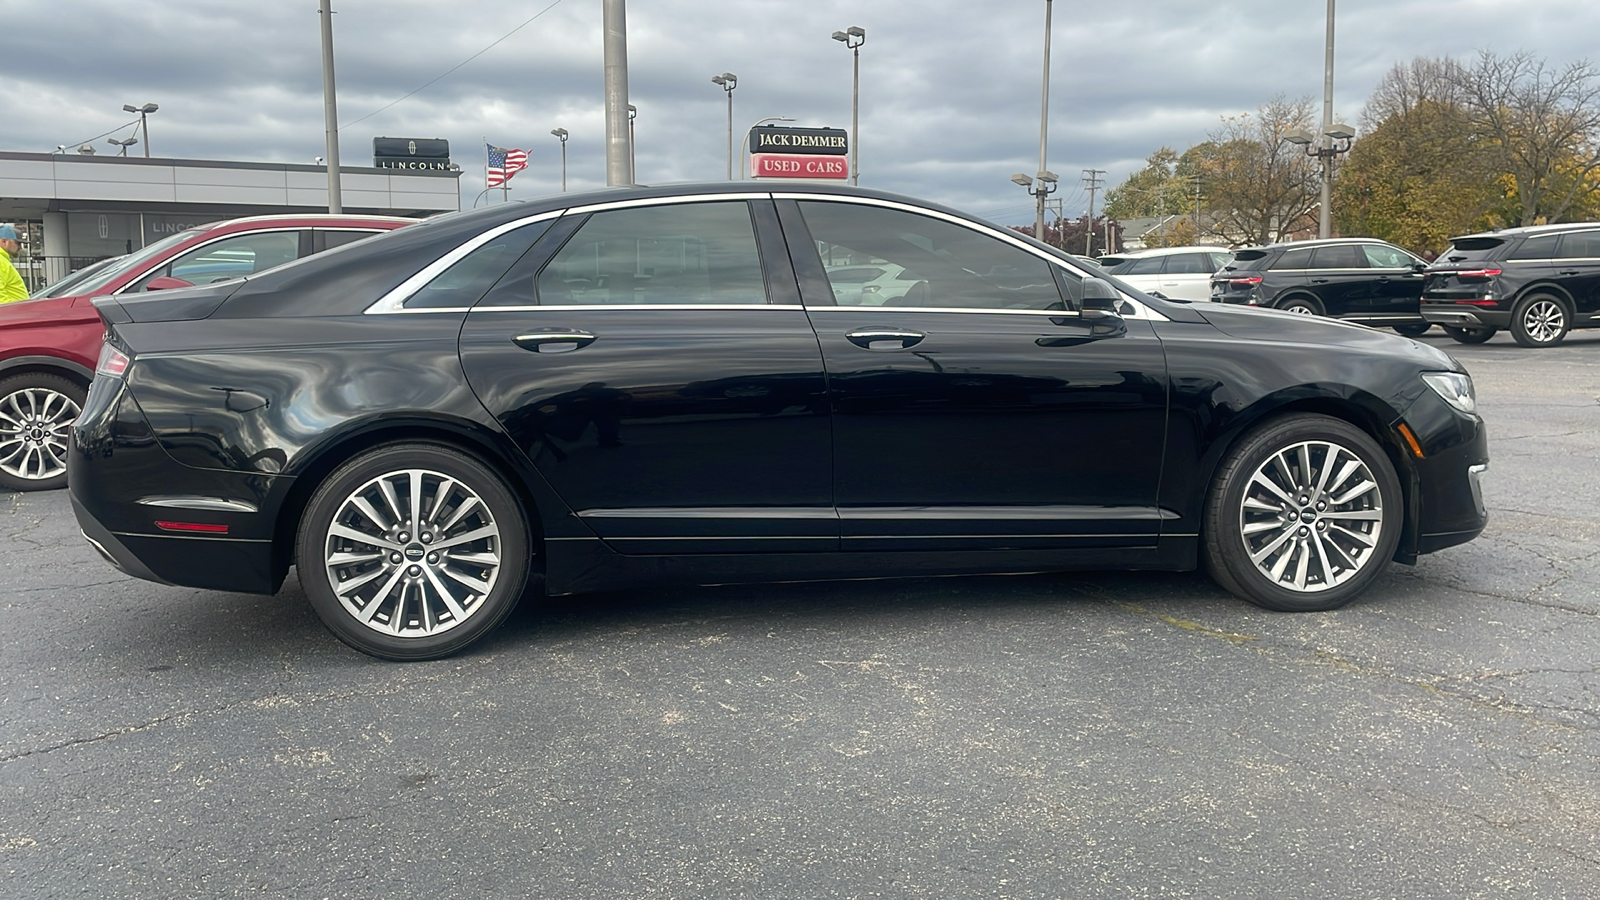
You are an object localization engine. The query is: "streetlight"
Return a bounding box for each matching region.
[711,73,738,180]
[1284,123,1355,238]
[121,102,158,157]
[830,25,865,185]
[107,136,138,157]
[1010,171,1059,245]
[740,115,795,180]
[550,128,569,192]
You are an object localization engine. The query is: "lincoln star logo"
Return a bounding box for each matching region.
[405,546,425,559]
[407,140,417,156]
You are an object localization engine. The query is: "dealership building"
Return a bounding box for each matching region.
[0,149,461,289]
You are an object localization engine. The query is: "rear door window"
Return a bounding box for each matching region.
[1163,253,1212,274]
[1556,230,1600,259]
[1309,245,1369,269]
[1123,256,1165,276]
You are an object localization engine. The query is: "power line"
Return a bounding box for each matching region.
[49,118,142,154]
[339,0,567,131]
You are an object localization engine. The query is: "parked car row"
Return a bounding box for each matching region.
[0,214,414,492]
[64,182,1488,659]
[1102,226,1600,349]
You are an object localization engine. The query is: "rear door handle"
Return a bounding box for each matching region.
[513,330,597,353]
[1310,278,1330,284]
[845,329,925,350]
[1560,269,1581,276]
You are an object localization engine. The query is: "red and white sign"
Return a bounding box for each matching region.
[751,153,850,180]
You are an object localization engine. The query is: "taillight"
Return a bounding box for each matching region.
[1454,268,1502,280]
[96,343,130,378]
[1225,276,1264,287]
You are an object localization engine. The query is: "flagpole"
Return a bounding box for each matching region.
[483,136,489,204]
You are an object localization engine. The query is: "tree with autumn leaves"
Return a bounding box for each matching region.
[1105,51,1600,255]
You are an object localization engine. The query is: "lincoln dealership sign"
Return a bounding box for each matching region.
[749,126,849,180]
[372,137,452,171]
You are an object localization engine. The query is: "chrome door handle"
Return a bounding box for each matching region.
[845,329,925,350]
[512,330,597,353]
[1310,278,1330,284]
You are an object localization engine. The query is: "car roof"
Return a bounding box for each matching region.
[194,213,417,234]
[1234,236,1398,254]
[1448,222,1600,243]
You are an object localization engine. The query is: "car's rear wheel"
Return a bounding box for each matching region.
[1442,325,1496,344]
[1203,414,1402,612]
[1392,322,1432,337]
[296,442,530,660]
[1276,296,1323,316]
[0,372,86,493]
[1510,293,1569,348]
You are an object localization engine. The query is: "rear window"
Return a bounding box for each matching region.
[1506,234,1556,260]
[1224,248,1270,271]
[1441,236,1508,264]
[1268,247,1313,270]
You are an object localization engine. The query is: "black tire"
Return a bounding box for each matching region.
[1276,295,1323,316]
[0,372,86,493]
[1442,325,1497,344]
[296,442,530,660]
[1391,322,1432,337]
[1203,414,1402,612]
[1509,292,1570,348]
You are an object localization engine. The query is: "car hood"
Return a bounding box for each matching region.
[92,280,246,325]
[1194,302,1461,370]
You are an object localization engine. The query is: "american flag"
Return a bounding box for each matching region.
[486,144,529,187]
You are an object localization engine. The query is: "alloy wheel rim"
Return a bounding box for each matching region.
[1286,305,1315,315]
[0,387,81,481]
[1522,300,1564,343]
[1238,439,1384,593]
[323,468,502,638]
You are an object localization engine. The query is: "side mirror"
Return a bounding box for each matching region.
[1413,262,1428,273]
[144,275,194,292]
[1082,278,1124,316]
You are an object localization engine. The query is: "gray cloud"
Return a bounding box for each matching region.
[4,0,1597,223]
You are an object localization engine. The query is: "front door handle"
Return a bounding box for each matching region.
[512,330,597,353]
[845,329,925,350]
[1310,278,1330,284]
[1559,269,1581,276]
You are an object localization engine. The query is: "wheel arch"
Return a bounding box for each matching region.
[269,416,552,591]
[1273,291,1324,313]
[0,356,94,390]
[1191,389,1421,565]
[1512,281,1575,310]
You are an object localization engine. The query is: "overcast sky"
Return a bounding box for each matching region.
[4,0,1596,225]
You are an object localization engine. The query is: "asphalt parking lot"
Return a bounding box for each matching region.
[3,328,1599,899]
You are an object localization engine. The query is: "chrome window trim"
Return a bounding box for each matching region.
[471,303,805,313]
[363,210,566,314]
[110,226,310,296]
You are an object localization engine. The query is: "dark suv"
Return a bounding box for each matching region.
[1421,224,1600,347]
[1211,238,1431,335]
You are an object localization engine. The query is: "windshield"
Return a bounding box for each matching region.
[61,229,206,296]
[29,255,126,299]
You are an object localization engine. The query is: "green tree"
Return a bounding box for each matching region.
[1199,96,1321,246]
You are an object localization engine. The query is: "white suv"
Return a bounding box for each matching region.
[1099,245,1232,301]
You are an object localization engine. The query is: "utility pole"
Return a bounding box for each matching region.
[1083,168,1105,256]
[317,0,343,213]
[1318,0,1336,238]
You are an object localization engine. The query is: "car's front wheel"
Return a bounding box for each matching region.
[296,442,531,660]
[1203,414,1402,612]
[0,372,86,493]
[1442,325,1496,344]
[1510,293,1570,348]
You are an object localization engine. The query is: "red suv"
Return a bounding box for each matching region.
[0,214,414,491]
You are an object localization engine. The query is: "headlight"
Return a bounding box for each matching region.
[1421,371,1476,414]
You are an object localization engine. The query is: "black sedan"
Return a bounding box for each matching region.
[69,183,1489,660]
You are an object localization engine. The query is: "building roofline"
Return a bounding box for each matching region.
[0,150,459,177]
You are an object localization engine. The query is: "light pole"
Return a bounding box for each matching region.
[1284,123,1354,238]
[831,26,865,185]
[121,103,158,158]
[1032,0,1054,240]
[550,128,569,192]
[711,73,738,180]
[316,0,342,212]
[1010,171,1059,245]
[107,136,138,157]
[740,115,795,179]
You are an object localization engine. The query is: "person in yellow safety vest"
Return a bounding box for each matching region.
[0,225,28,303]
